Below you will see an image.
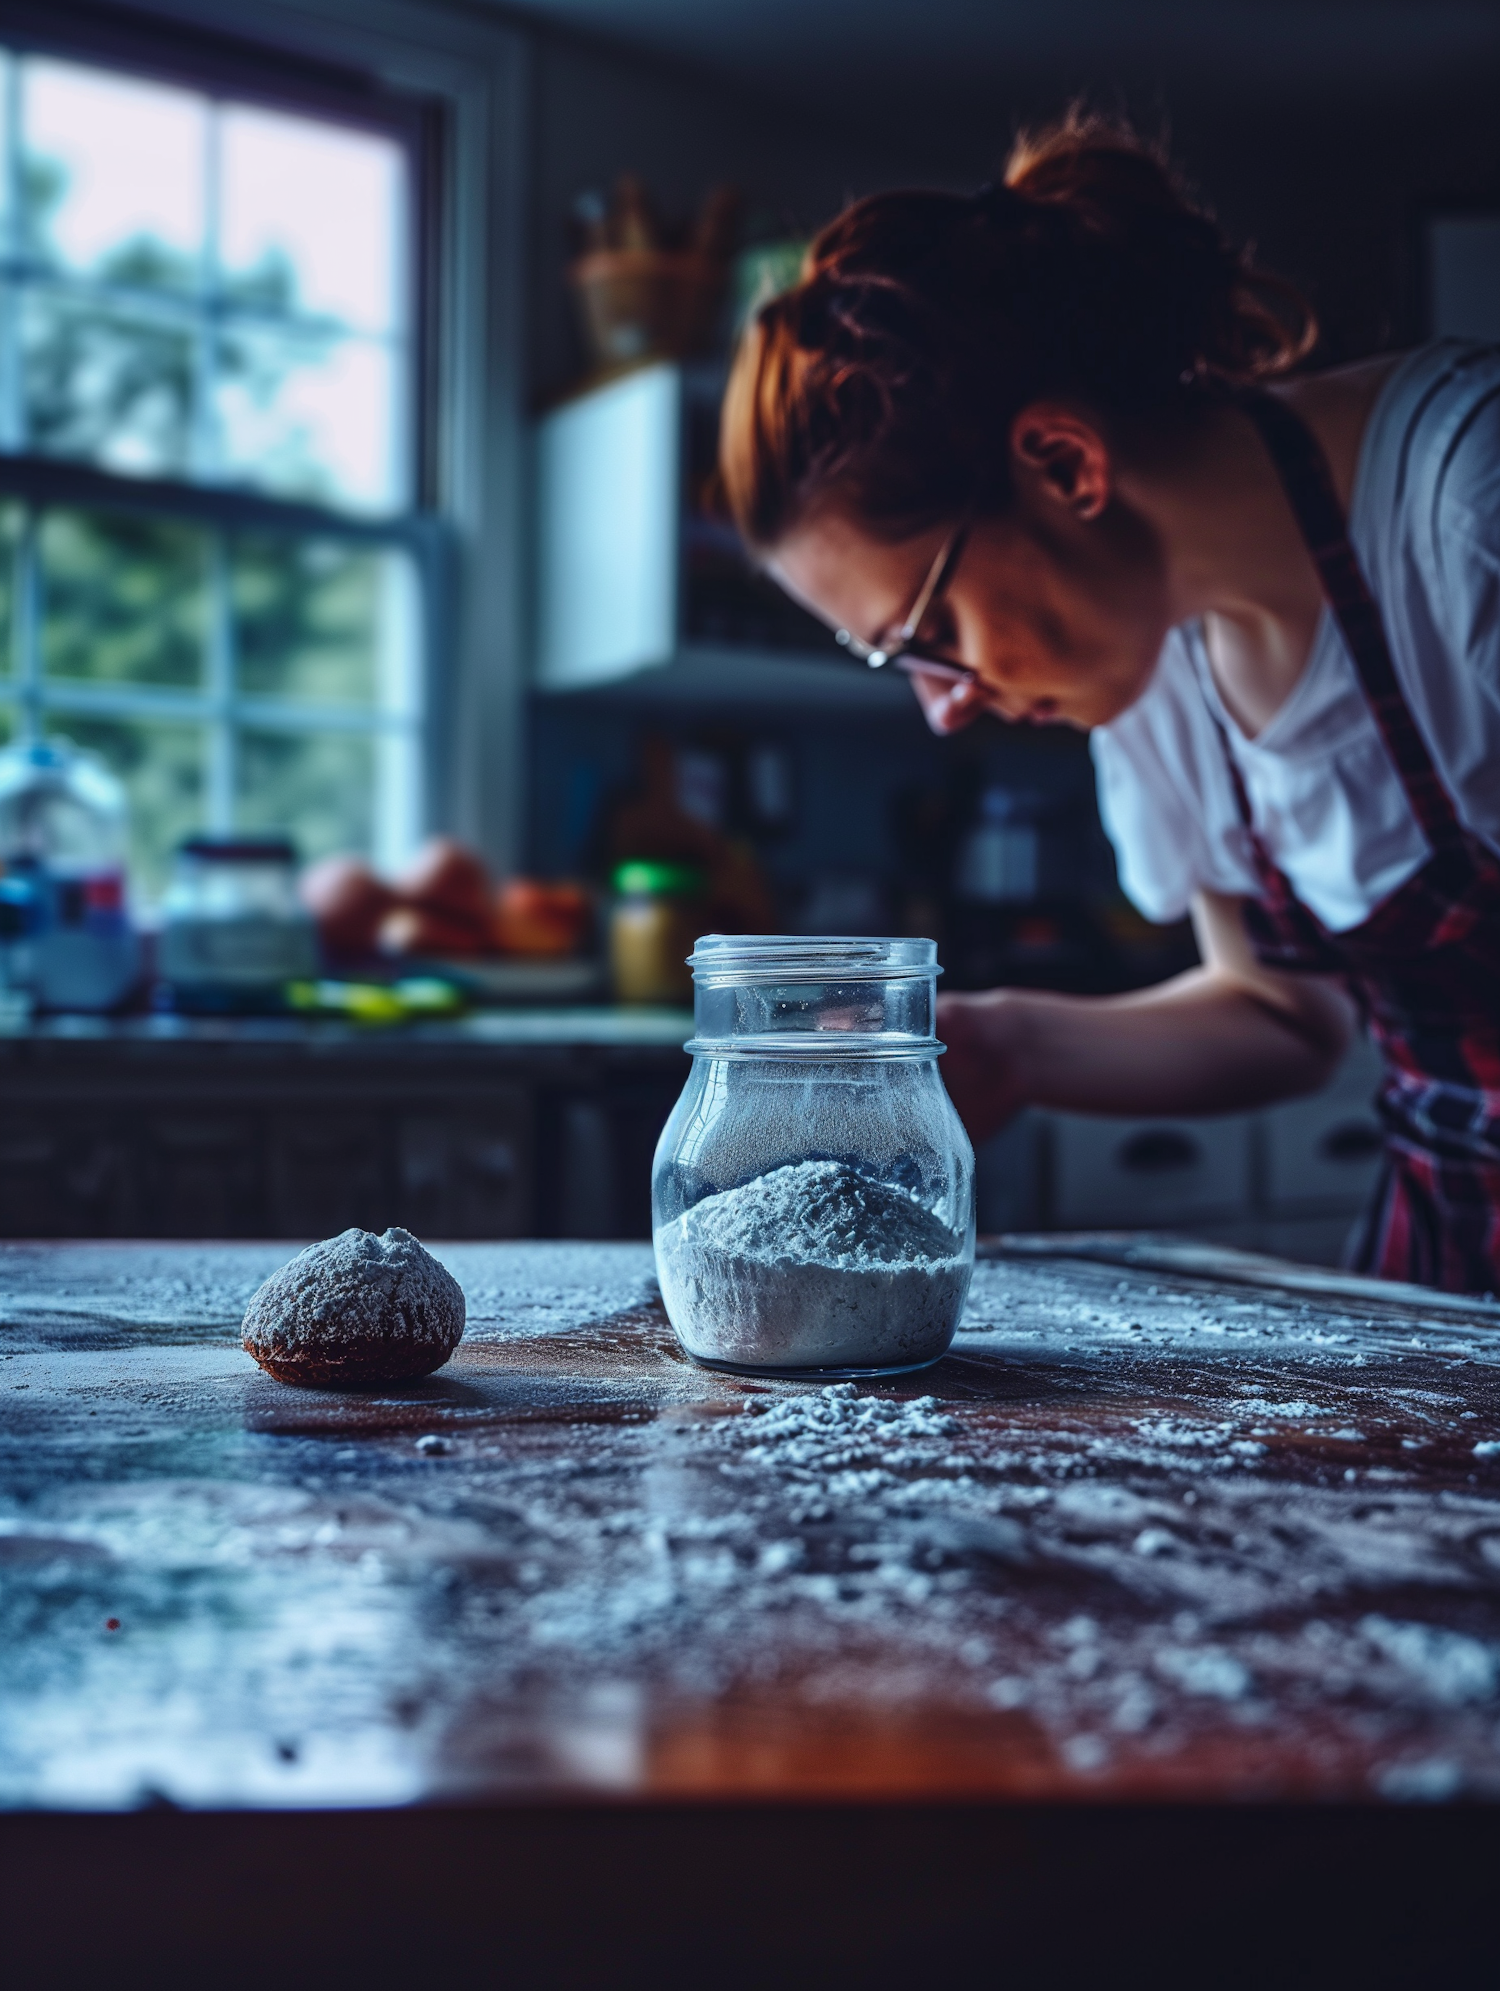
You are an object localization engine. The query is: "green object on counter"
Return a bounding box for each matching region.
[393,977,468,1014]
[612,860,703,899]
[286,977,466,1024]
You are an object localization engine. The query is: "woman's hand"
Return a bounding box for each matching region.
[937,988,1032,1143]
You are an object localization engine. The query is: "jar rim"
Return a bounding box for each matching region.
[685,1032,945,1060]
[688,934,940,984]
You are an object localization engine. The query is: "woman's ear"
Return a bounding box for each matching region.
[1009,403,1112,521]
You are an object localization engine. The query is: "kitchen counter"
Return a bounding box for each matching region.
[8,1229,1500,1808]
[0,1009,692,1241]
[0,1003,694,1051]
[4,1232,1499,1972]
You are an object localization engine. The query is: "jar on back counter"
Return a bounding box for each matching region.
[652,935,975,1377]
[158,837,317,1012]
[609,861,703,1005]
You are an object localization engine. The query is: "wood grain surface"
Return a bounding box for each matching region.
[3,1234,1499,1808]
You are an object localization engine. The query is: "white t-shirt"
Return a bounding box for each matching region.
[1091,340,1500,932]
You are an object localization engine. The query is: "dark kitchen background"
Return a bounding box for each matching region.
[0,0,1495,1253]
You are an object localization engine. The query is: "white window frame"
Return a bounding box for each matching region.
[0,0,530,875]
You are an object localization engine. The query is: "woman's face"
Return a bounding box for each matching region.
[766,409,1175,734]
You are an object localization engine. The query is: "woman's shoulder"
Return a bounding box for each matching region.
[1354,344,1500,834]
[1278,353,1409,511]
[1357,339,1500,550]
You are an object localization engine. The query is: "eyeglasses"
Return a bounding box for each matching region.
[834,519,975,685]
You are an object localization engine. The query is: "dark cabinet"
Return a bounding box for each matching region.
[0,1116,136,1235]
[0,1025,687,1241]
[147,1111,267,1236]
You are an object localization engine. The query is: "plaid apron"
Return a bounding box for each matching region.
[1218,389,1500,1297]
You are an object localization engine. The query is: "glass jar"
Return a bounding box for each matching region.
[609,861,702,1005]
[158,837,318,1012]
[652,935,975,1378]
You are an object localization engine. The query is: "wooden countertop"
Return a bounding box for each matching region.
[4,1233,1499,1813]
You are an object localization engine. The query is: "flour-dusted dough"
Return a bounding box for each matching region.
[242,1227,465,1387]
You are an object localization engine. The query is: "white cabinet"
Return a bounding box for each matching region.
[532,361,907,704]
[1428,214,1500,340]
[1051,1112,1254,1230]
[1262,1036,1384,1214]
[536,364,682,689]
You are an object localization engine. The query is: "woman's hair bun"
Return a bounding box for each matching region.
[720,106,1318,551]
[1005,111,1190,214]
[1000,109,1315,388]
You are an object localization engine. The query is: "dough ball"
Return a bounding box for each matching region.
[242,1227,465,1388]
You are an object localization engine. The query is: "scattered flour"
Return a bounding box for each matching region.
[655,1160,971,1371]
[1154,1646,1252,1701]
[735,1381,961,1471]
[1360,1615,1498,1707]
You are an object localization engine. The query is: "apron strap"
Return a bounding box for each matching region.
[1236,388,1464,852]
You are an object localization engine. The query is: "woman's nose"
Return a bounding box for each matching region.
[910,669,985,735]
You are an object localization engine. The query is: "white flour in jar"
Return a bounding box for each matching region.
[654,1158,971,1371]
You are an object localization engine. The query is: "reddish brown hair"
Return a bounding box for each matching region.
[720,111,1316,551]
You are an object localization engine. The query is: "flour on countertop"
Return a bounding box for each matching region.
[7,1243,1500,1806]
[654,1160,971,1370]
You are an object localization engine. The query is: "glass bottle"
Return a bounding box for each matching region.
[652,935,975,1377]
[0,739,140,1012]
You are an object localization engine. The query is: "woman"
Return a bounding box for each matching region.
[718,113,1500,1296]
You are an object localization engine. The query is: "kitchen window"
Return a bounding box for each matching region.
[0,37,431,899]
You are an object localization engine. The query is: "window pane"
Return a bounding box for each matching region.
[215,326,400,510]
[233,536,403,707]
[20,59,205,290]
[7,60,410,512]
[22,287,197,475]
[0,505,20,678]
[0,53,11,252]
[54,715,204,902]
[236,728,373,861]
[219,108,403,333]
[40,510,206,688]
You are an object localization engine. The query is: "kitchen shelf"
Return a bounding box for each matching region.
[531,642,916,711]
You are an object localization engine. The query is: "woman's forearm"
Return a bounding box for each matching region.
[939,964,1356,1136]
[1008,968,1351,1113]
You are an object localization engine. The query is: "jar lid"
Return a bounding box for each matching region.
[687,934,939,985]
[613,860,703,898]
[178,836,298,865]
